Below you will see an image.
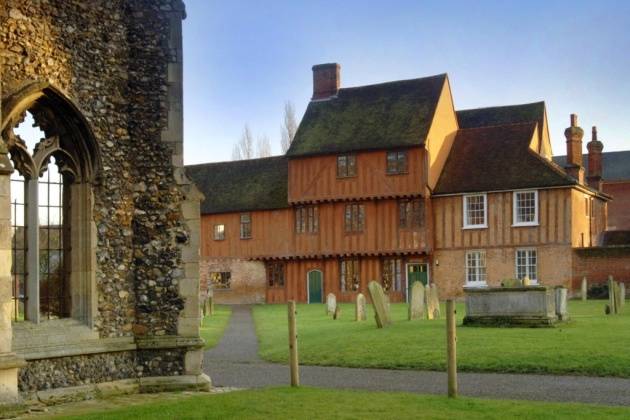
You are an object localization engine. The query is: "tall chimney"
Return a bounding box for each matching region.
[312,63,340,100]
[586,126,604,191]
[564,113,585,183]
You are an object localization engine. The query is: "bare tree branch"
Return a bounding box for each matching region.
[232,124,255,160]
[257,135,272,158]
[280,101,298,153]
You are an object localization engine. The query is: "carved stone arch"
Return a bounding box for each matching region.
[1,81,102,183]
[1,82,100,326]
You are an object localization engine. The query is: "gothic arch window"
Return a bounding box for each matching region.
[2,84,100,325]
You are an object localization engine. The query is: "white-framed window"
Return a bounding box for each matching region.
[465,250,487,286]
[463,194,487,229]
[515,248,538,283]
[513,190,538,226]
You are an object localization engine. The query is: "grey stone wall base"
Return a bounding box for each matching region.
[20,375,211,407]
[463,315,561,328]
[139,373,211,393]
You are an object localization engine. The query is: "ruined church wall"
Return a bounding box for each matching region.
[1,0,204,394]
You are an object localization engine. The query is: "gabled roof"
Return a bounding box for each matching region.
[553,151,630,182]
[434,122,576,195]
[456,101,545,129]
[287,74,447,157]
[186,156,289,214]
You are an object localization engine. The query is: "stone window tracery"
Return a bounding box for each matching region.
[2,88,99,326]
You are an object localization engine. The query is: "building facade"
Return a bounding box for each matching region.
[1,0,208,404]
[189,63,617,305]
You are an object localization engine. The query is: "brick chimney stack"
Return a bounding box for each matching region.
[586,126,604,191]
[312,63,340,100]
[564,113,585,183]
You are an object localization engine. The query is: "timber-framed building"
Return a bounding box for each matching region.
[188,63,624,305]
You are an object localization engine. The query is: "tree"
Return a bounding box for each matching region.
[232,125,255,160]
[280,101,297,153]
[257,135,272,158]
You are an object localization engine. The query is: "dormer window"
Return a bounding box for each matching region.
[463,193,487,229]
[386,151,408,175]
[513,190,538,226]
[337,154,357,178]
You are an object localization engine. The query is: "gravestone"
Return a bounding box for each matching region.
[355,293,367,321]
[614,281,623,314]
[333,305,341,320]
[408,282,426,320]
[367,281,391,328]
[581,277,588,301]
[426,284,441,320]
[620,283,626,308]
[555,287,569,321]
[326,293,337,315]
[384,294,391,314]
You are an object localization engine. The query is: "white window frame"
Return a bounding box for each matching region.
[512,190,539,227]
[463,193,487,229]
[515,248,538,284]
[465,250,487,287]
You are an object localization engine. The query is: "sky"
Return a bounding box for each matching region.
[185,1,628,164]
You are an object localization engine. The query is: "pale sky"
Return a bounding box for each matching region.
[182,0,629,165]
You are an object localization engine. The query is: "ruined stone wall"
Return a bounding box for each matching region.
[0,0,205,395]
[1,0,188,337]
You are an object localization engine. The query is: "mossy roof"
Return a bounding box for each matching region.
[456,101,545,129]
[186,156,289,214]
[286,74,447,157]
[434,122,576,195]
[553,151,630,182]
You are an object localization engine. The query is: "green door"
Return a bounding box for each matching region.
[308,270,323,304]
[407,264,428,301]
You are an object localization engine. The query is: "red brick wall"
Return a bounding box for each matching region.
[603,181,630,231]
[572,247,630,289]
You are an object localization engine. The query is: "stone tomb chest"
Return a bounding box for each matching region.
[463,286,561,327]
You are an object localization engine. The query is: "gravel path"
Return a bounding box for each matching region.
[204,305,630,407]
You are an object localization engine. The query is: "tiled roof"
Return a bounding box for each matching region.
[553,151,630,182]
[434,122,576,195]
[287,74,447,157]
[456,101,545,129]
[186,156,289,214]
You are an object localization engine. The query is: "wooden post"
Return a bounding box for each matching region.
[288,300,300,387]
[446,300,458,398]
[581,277,588,301]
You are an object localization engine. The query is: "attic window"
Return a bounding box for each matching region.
[213,224,225,240]
[337,154,357,178]
[513,190,538,226]
[240,213,252,239]
[463,194,487,229]
[386,151,408,174]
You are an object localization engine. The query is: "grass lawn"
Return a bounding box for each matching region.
[200,305,232,349]
[253,300,630,377]
[54,387,630,419]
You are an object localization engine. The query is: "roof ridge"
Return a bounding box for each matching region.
[456,101,545,114]
[337,73,447,93]
[186,155,286,168]
[456,121,538,132]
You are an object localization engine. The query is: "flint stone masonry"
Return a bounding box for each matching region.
[463,286,559,327]
[0,0,207,398]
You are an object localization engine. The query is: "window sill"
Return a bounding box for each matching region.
[336,176,357,180]
[462,225,488,230]
[386,172,409,176]
[240,237,252,240]
[464,282,487,288]
[511,222,539,227]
